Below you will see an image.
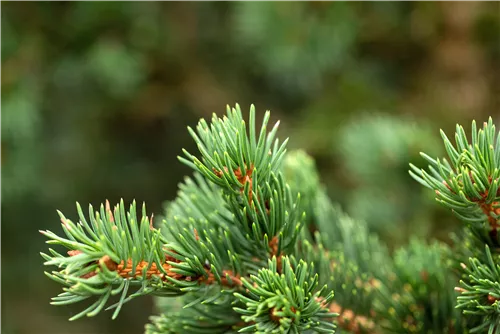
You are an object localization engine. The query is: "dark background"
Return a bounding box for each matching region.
[2,2,499,333]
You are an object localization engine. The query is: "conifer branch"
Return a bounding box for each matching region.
[40,200,195,320]
[411,117,500,332]
[234,256,336,333]
[410,118,500,244]
[41,105,328,332]
[40,103,500,333]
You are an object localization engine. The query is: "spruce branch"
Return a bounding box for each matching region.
[41,105,327,333]
[176,104,304,265]
[40,200,194,320]
[234,256,336,334]
[40,199,247,321]
[410,118,500,245]
[38,101,500,334]
[179,104,288,194]
[411,117,500,332]
[457,245,500,334]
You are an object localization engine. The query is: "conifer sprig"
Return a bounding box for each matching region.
[179,104,288,192]
[456,244,500,334]
[41,103,499,333]
[410,117,500,332]
[175,104,304,267]
[409,118,500,244]
[40,199,248,322]
[40,200,192,321]
[41,105,329,333]
[234,256,336,334]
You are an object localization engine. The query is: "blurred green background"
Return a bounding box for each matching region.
[2,2,499,333]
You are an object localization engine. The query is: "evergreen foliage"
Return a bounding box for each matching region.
[411,118,500,333]
[41,105,500,333]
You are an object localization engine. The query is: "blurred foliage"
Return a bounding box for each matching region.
[336,114,443,246]
[1,2,499,333]
[233,2,358,95]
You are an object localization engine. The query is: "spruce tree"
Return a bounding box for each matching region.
[40,105,500,333]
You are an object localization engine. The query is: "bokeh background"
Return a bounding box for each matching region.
[2,2,499,333]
